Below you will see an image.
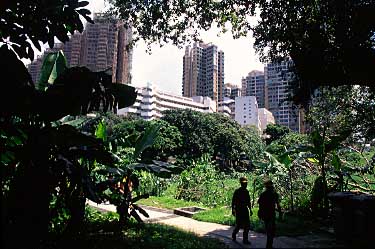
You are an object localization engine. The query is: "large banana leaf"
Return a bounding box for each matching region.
[133,124,160,160]
[128,160,178,178]
[37,51,67,91]
[111,83,138,110]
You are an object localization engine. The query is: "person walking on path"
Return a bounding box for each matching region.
[231,176,252,245]
[257,179,282,249]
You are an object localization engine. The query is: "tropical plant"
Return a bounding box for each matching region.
[0,2,138,246]
[92,121,181,226]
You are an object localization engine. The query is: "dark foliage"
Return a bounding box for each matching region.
[0,0,92,60]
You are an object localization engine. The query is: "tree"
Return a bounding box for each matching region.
[108,0,375,105]
[241,125,265,162]
[252,0,375,106]
[144,120,183,161]
[305,86,375,206]
[161,109,265,168]
[161,109,217,160]
[304,86,357,216]
[266,132,309,156]
[263,124,291,145]
[0,0,92,60]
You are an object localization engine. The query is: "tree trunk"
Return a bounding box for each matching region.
[289,169,294,212]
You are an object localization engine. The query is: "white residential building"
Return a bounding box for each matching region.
[218,97,235,118]
[234,96,261,130]
[118,83,216,120]
[258,108,275,131]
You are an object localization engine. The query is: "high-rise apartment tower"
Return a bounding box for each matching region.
[28,13,132,84]
[265,60,303,132]
[182,42,224,103]
[241,70,266,108]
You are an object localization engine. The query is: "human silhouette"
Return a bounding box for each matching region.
[231,176,252,244]
[257,179,282,248]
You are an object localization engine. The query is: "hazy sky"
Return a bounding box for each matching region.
[90,1,264,95]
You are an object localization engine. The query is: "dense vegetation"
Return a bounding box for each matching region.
[1,0,375,248]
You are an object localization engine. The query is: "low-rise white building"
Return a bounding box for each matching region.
[234,96,261,129]
[118,83,217,120]
[218,97,235,118]
[258,108,275,131]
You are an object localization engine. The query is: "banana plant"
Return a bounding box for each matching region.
[93,121,180,226]
[1,47,138,242]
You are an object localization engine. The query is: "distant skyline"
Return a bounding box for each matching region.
[26,0,263,96]
[89,1,264,95]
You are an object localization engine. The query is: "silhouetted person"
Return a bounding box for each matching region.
[232,176,252,245]
[258,179,282,249]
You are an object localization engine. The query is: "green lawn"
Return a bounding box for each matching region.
[138,195,207,209]
[138,196,324,237]
[43,207,227,249]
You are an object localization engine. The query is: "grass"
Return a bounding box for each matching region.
[138,196,325,237]
[43,207,227,249]
[138,195,207,209]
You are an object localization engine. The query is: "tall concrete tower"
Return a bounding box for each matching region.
[241,70,266,108]
[28,13,132,85]
[265,60,303,132]
[182,42,224,103]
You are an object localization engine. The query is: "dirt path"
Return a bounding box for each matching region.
[88,201,343,248]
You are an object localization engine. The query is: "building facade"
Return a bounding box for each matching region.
[241,70,266,108]
[224,83,241,100]
[234,96,261,130]
[218,97,235,119]
[258,108,275,131]
[265,60,303,132]
[118,83,217,120]
[182,42,224,103]
[28,13,132,84]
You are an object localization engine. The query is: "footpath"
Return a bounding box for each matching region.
[87,201,343,248]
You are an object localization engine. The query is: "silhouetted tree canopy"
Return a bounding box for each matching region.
[0,0,93,60]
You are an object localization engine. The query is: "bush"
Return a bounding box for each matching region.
[173,156,255,207]
[135,170,170,196]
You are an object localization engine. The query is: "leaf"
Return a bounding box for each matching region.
[77,1,90,8]
[331,152,342,171]
[77,8,91,16]
[37,51,67,90]
[110,83,138,109]
[95,120,107,142]
[278,146,292,168]
[132,204,150,217]
[102,166,125,175]
[133,124,160,160]
[82,172,101,203]
[48,51,68,84]
[129,162,173,178]
[130,209,143,222]
[307,158,319,164]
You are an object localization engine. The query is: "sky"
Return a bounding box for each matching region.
[89,1,265,95]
